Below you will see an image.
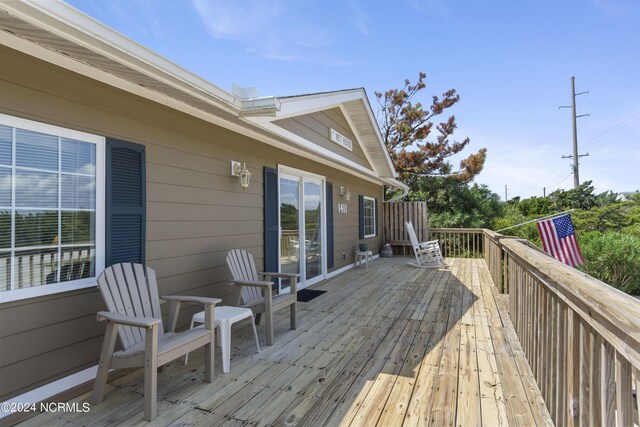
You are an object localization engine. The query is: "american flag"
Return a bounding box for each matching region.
[536,214,584,267]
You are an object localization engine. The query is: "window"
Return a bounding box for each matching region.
[363,196,376,238]
[0,114,104,301]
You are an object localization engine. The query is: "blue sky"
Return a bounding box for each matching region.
[67,0,640,199]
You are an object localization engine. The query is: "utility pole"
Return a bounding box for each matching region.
[504,185,508,202]
[543,187,546,198]
[560,76,590,189]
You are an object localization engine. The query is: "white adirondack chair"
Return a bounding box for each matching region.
[91,263,221,421]
[405,221,444,268]
[226,249,298,346]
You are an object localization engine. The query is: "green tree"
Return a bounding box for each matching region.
[548,181,598,210]
[495,188,640,294]
[280,203,298,230]
[407,176,503,228]
[578,232,640,294]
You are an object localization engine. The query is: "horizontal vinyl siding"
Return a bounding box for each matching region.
[273,107,373,170]
[0,288,105,398]
[328,179,383,270]
[0,45,384,400]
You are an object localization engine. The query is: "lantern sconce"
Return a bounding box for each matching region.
[231,161,251,190]
[339,185,351,201]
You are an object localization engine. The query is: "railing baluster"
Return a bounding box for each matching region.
[536,281,544,390]
[579,320,591,426]
[601,340,616,426]
[538,286,545,403]
[615,351,633,427]
[634,367,640,427]
[549,293,557,421]
[567,310,580,426]
[556,301,567,425]
[590,332,602,424]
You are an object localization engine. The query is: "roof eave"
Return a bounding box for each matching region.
[255,88,399,179]
[1,0,243,114]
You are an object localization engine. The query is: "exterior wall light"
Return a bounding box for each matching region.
[339,185,351,201]
[231,161,251,190]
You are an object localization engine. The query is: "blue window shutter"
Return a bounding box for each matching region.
[264,167,279,274]
[106,138,146,267]
[358,195,364,239]
[375,198,379,237]
[326,182,334,269]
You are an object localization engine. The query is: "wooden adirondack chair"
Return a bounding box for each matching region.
[226,249,298,346]
[405,221,444,268]
[91,263,221,421]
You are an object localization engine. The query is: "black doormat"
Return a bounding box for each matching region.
[297,289,327,302]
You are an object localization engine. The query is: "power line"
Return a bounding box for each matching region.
[542,166,574,188]
[548,172,573,190]
[581,111,640,149]
[521,157,564,193]
[538,108,561,145]
[519,105,565,196]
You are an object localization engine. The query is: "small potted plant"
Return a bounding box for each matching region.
[358,242,369,252]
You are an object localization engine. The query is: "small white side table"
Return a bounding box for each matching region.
[185,306,260,373]
[355,250,373,268]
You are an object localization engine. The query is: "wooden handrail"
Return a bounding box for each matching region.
[430,227,489,232]
[501,238,640,364]
[499,237,640,426]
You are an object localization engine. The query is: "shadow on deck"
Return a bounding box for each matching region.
[17,257,552,426]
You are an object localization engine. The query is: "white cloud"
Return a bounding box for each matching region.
[348,0,370,36]
[190,0,283,40]
[405,0,451,19]
[189,0,348,66]
[97,0,164,38]
[591,0,640,16]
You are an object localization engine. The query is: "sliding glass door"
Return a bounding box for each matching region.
[279,167,325,290]
[303,180,322,282]
[279,176,300,278]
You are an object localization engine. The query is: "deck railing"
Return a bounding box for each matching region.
[1,246,95,291]
[429,228,484,258]
[472,229,640,426]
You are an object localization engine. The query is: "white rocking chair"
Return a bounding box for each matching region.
[405,221,444,268]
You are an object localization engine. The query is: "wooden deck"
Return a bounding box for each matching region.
[19,257,552,426]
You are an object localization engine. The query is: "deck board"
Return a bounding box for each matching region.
[15,257,552,427]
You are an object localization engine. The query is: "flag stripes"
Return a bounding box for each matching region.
[536,214,584,267]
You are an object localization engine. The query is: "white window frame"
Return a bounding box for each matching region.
[0,113,105,303]
[363,196,376,238]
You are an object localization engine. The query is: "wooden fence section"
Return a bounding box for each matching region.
[382,201,428,245]
[499,237,640,427]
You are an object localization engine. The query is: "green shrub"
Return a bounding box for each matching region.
[578,232,640,295]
